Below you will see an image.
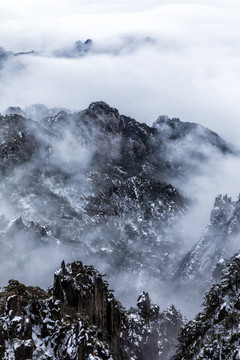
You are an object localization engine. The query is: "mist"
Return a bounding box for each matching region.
[0,1,240,145]
[0,1,240,324]
[0,102,239,321]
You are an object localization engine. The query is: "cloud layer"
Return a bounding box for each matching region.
[0,1,240,146]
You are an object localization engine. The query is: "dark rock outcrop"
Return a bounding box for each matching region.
[0,261,184,360]
[0,102,190,293]
[173,253,240,360]
[175,194,240,292]
[0,114,40,172]
[0,101,238,358]
[53,260,123,357]
[75,39,93,55]
[0,276,112,359]
[0,101,238,319]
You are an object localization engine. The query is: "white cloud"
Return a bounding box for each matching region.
[0,0,240,147]
[0,2,240,318]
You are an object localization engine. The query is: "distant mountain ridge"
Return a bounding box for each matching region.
[0,101,240,358]
[0,37,157,68]
[0,102,237,289]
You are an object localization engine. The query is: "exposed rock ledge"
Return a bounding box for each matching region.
[0,260,184,360]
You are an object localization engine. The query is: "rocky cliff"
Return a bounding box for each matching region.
[0,101,239,358]
[0,261,184,360]
[173,253,240,359]
[0,101,234,295]
[175,194,240,296]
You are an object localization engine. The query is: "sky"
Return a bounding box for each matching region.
[0,0,240,145]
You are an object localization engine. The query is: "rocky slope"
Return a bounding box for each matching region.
[175,194,240,296]
[153,115,236,181]
[0,102,238,302]
[0,101,240,358]
[0,104,188,289]
[0,260,184,360]
[173,252,240,359]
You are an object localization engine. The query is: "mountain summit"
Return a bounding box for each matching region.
[0,102,239,358]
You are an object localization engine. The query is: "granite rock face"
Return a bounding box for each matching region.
[173,253,240,360]
[53,260,123,358]
[0,101,239,358]
[0,114,40,172]
[175,194,240,295]
[0,102,191,293]
[0,261,184,360]
[0,101,233,291]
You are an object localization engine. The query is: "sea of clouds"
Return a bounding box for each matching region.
[0,0,239,145]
